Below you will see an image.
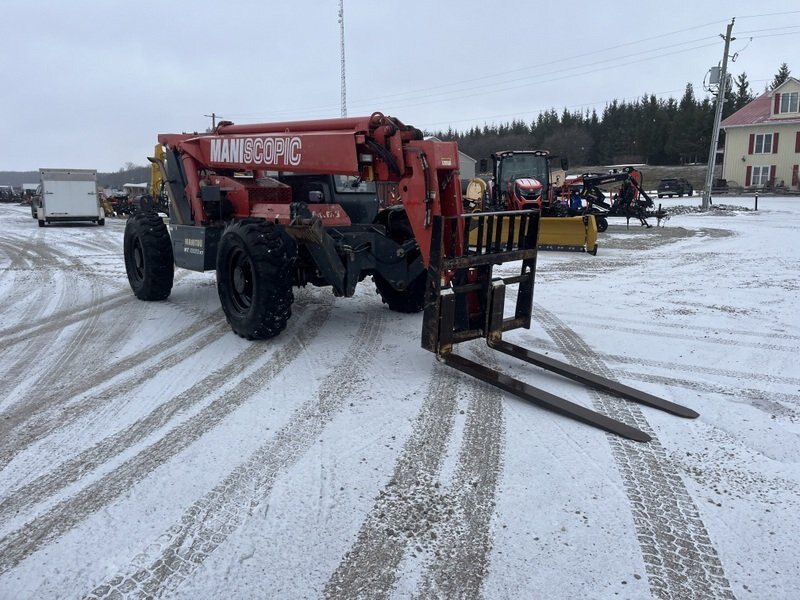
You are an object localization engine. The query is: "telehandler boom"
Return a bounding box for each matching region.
[124,112,697,442]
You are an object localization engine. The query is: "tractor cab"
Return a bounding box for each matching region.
[490,150,568,214]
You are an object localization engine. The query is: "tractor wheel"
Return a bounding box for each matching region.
[216,219,296,340]
[595,216,609,232]
[373,211,427,313]
[124,211,174,300]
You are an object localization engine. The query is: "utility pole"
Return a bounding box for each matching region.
[338,0,347,117]
[204,112,222,129]
[702,18,735,210]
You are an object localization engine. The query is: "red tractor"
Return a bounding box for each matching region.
[124,112,696,441]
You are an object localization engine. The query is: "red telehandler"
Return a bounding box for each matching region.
[124,112,696,442]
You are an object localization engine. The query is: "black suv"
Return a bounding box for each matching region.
[657,178,693,198]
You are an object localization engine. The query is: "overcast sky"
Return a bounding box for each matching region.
[1,1,797,172]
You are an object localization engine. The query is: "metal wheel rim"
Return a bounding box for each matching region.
[132,238,145,281]
[229,248,253,313]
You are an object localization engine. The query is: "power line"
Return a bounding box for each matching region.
[216,15,796,132]
[220,19,736,122]
[737,9,800,19]
[223,37,721,123]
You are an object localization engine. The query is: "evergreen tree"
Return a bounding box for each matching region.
[430,70,785,169]
[666,84,699,163]
[770,63,791,89]
[732,72,755,111]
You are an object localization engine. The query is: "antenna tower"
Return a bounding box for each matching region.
[339,0,347,117]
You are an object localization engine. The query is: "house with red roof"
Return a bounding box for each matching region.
[720,77,800,191]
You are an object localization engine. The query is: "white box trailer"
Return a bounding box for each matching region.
[36,168,105,227]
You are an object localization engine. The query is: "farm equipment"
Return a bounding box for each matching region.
[98,191,115,217]
[480,150,598,254]
[124,112,697,442]
[569,167,668,230]
[138,143,170,213]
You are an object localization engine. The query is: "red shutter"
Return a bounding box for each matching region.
[774,94,781,114]
[745,166,752,186]
[773,132,779,153]
[793,165,799,186]
[770,165,777,184]
[796,131,800,153]
[748,134,755,154]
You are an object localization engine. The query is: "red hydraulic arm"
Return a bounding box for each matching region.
[157,112,464,266]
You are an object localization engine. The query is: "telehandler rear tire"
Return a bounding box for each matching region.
[124,211,174,301]
[595,216,608,232]
[216,219,295,340]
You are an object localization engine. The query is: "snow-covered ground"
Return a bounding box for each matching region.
[0,197,797,599]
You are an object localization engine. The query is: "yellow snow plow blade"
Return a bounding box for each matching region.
[468,214,598,255]
[539,215,598,255]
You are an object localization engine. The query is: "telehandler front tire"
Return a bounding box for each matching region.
[216,219,295,340]
[373,209,426,313]
[124,211,174,301]
[374,270,427,313]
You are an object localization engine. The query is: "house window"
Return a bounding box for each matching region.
[779,92,799,114]
[754,133,773,154]
[752,166,771,186]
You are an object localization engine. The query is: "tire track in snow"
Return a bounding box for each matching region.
[0,267,191,347]
[0,236,77,380]
[548,317,795,353]
[0,291,322,485]
[0,239,35,288]
[27,281,108,392]
[556,310,800,343]
[529,338,800,388]
[325,345,505,599]
[0,313,225,471]
[615,370,800,421]
[0,319,231,523]
[536,307,735,600]
[0,292,131,344]
[0,302,334,576]
[416,344,505,599]
[325,362,462,599]
[84,305,383,599]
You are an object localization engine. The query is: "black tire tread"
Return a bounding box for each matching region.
[124,211,174,301]
[216,220,295,340]
[373,210,426,313]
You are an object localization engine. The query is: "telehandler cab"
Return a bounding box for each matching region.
[124,112,697,442]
